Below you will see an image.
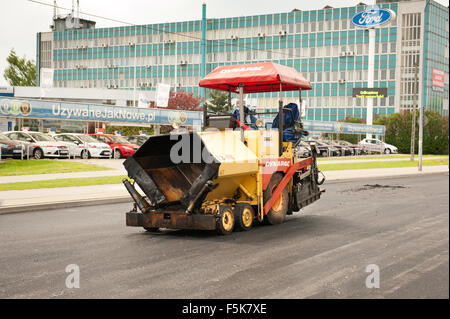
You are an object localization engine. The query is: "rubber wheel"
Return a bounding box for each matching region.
[33,148,44,160]
[263,173,288,225]
[114,149,122,159]
[81,150,90,159]
[384,148,391,154]
[233,203,254,231]
[321,151,327,157]
[144,227,159,233]
[216,205,235,235]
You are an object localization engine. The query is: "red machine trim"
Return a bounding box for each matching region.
[262,157,311,215]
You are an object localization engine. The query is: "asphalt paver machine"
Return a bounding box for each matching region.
[123,62,325,234]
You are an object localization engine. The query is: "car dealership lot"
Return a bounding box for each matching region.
[0,174,447,299]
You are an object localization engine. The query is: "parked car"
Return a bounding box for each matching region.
[313,140,341,157]
[89,134,139,159]
[124,135,150,147]
[3,131,69,159]
[321,140,352,156]
[0,133,24,159]
[54,133,111,159]
[359,138,398,154]
[336,140,364,155]
[295,141,312,158]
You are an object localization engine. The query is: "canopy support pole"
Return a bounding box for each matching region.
[228,87,232,112]
[239,85,245,143]
[278,83,283,157]
[299,88,303,123]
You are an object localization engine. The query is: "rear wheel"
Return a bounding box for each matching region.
[233,203,254,231]
[33,148,44,160]
[264,173,288,225]
[216,205,235,235]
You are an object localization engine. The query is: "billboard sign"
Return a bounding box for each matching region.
[0,98,202,126]
[352,88,388,98]
[352,8,396,28]
[156,83,171,108]
[40,68,54,89]
[303,120,385,135]
[432,68,445,92]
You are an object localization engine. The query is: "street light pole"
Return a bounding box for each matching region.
[418,78,424,171]
[366,27,375,139]
[410,62,418,161]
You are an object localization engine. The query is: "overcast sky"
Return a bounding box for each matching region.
[0,0,448,86]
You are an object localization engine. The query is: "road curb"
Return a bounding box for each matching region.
[0,196,132,215]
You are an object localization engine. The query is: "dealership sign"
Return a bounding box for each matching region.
[0,98,203,126]
[0,86,14,97]
[303,120,385,135]
[352,88,388,98]
[352,8,395,28]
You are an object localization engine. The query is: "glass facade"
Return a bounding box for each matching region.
[423,0,449,115]
[38,0,448,122]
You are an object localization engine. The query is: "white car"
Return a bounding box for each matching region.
[359,138,398,154]
[54,133,111,159]
[3,131,70,159]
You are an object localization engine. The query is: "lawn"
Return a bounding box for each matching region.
[0,175,130,191]
[317,154,448,162]
[0,160,113,176]
[319,158,449,171]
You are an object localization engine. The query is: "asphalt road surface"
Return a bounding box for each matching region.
[0,174,448,299]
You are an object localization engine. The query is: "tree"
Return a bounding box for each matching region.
[422,111,449,155]
[3,49,36,86]
[384,111,416,154]
[207,90,230,113]
[167,90,202,111]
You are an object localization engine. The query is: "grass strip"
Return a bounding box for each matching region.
[319,158,449,171]
[0,159,112,176]
[317,155,448,162]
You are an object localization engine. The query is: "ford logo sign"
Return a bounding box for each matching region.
[352,8,395,28]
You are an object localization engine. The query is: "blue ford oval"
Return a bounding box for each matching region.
[352,9,395,28]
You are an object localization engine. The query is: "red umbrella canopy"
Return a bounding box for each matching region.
[199,62,312,94]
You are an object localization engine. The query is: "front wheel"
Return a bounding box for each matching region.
[114,149,122,159]
[384,148,391,154]
[233,203,254,231]
[216,205,235,235]
[33,148,44,160]
[81,150,90,159]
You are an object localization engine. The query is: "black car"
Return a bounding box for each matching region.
[313,140,341,157]
[336,140,365,155]
[0,134,24,159]
[124,135,150,146]
[322,140,354,156]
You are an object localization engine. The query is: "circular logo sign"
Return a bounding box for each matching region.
[0,99,11,115]
[352,8,395,28]
[168,111,187,125]
[20,101,32,116]
[9,100,21,115]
